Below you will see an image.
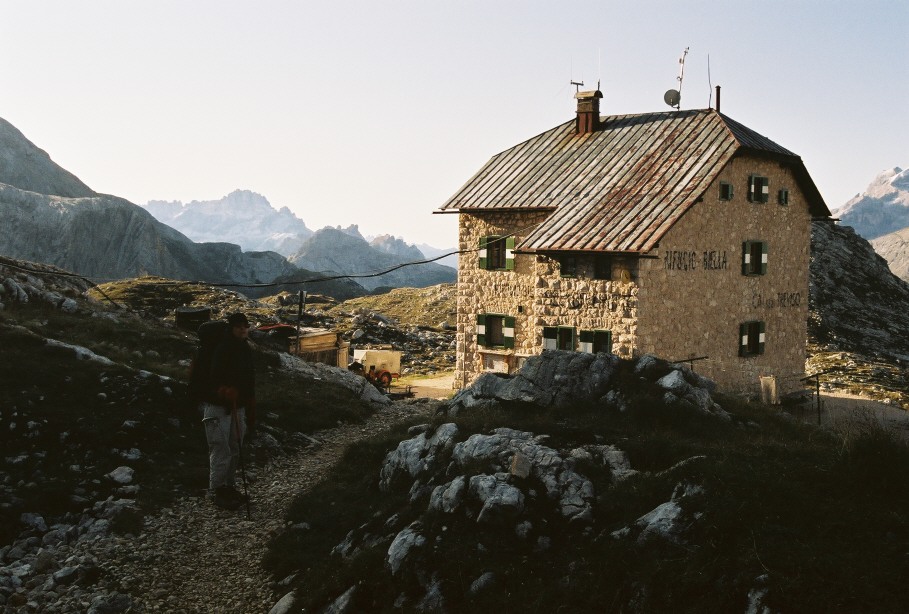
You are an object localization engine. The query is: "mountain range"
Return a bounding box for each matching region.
[0,117,455,296]
[141,191,459,269]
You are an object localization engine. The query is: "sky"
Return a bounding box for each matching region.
[1,1,906,249]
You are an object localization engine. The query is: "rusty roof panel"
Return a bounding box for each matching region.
[439,108,829,251]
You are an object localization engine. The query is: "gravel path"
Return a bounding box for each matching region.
[93,400,435,613]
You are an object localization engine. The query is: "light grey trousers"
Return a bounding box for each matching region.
[201,402,246,491]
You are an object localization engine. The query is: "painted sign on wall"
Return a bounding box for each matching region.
[664,250,728,271]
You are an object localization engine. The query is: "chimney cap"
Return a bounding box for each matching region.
[574,90,603,100]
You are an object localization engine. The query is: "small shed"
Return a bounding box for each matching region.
[293,327,349,368]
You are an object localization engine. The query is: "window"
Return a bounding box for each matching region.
[558,254,577,277]
[739,321,765,356]
[594,254,613,280]
[778,188,789,206]
[719,182,734,201]
[741,241,768,276]
[579,329,612,354]
[748,175,770,203]
[479,236,515,270]
[543,326,576,351]
[477,314,514,348]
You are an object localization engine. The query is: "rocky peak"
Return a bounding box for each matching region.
[370,234,425,260]
[0,117,95,198]
[835,166,909,239]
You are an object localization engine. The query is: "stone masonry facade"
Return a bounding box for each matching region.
[454,153,812,397]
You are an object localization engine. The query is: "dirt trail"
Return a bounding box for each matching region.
[90,401,435,613]
[786,391,909,438]
[394,372,456,400]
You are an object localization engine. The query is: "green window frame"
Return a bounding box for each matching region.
[479,236,515,271]
[739,321,766,356]
[543,326,576,351]
[741,241,768,276]
[476,313,515,348]
[778,188,789,206]
[719,181,734,201]
[748,175,770,203]
[579,329,612,354]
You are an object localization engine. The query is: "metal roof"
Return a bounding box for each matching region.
[438,108,830,253]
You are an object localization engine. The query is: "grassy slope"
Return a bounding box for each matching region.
[327,284,457,331]
[264,392,909,613]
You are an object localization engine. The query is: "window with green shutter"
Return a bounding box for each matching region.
[558,254,577,277]
[748,175,770,203]
[477,313,513,348]
[719,181,734,201]
[557,327,576,351]
[741,241,768,276]
[739,321,765,356]
[778,188,789,206]
[542,326,558,350]
[579,329,612,354]
[479,235,514,270]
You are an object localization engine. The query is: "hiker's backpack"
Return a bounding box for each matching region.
[187,320,230,405]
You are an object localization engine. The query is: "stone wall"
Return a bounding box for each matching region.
[454,210,641,388]
[635,156,812,396]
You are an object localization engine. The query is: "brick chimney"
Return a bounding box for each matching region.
[574,89,603,134]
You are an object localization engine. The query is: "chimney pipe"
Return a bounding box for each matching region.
[715,85,721,113]
[574,90,603,134]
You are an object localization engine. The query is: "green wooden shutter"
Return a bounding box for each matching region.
[505,236,516,270]
[739,323,749,356]
[579,330,594,353]
[476,313,486,347]
[503,316,515,348]
[749,176,769,203]
[478,237,488,270]
[758,321,766,354]
[760,242,768,275]
[542,326,557,350]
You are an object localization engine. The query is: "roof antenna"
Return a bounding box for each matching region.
[707,53,713,108]
[571,80,585,93]
[663,46,689,109]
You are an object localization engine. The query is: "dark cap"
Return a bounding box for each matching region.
[227,312,250,327]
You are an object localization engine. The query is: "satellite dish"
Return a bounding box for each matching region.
[664,89,681,108]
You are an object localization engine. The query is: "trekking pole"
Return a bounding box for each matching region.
[232,403,252,520]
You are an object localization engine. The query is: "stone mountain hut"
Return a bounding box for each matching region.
[437,89,832,398]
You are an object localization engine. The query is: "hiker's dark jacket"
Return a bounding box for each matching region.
[209,335,256,410]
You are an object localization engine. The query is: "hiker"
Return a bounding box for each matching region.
[201,312,256,510]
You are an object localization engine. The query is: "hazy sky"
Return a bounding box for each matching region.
[1,1,906,248]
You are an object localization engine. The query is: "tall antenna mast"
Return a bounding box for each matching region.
[676,46,689,101]
[663,46,689,110]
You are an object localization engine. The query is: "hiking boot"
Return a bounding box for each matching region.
[213,487,242,511]
[223,485,248,504]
